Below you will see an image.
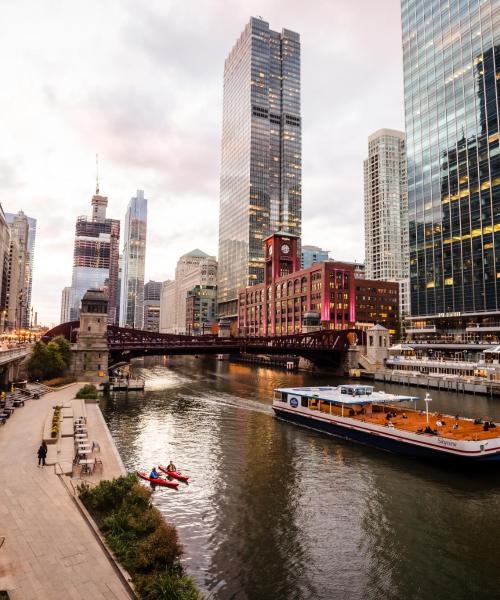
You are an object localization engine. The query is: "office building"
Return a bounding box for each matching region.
[218,17,302,320]
[402,0,500,339]
[364,129,408,281]
[301,245,329,269]
[69,188,120,323]
[6,210,35,327]
[185,285,217,335]
[159,250,217,334]
[144,280,161,332]
[119,190,148,328]
[238,232,399,336]
[0,206,10,330]
[60,286,72,324]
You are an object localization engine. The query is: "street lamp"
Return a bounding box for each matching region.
[424,393,432,425]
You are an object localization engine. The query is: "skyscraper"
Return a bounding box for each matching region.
[402,0,500,336]
[6,210,36,327]
[217,17,301,319]
[144,280,161,331]
[364,129,408,281]
[301,245,329,269]
[60,286,72,324]
[119,190,147,328]
[69,189,120,323]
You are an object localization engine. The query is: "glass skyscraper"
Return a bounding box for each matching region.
[218,17,301,317]
[119,190,148,328]
[402,0,500,334]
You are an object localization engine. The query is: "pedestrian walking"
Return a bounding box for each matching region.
[37,441,47,467]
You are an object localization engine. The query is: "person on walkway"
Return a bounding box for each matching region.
[166,460,177,473]
[37,442,47,467]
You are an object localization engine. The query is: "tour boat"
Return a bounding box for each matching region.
[137,471,179,488]
[272,385,500,462]
[159,465,189,482]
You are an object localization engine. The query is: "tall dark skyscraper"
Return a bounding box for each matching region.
[402,0,500,335]
[217,17,301,319]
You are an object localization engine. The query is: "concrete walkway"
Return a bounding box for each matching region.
[0,384,131,599]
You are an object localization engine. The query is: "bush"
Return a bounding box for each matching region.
[78,475,201,599]
[44,376,76,387]
[75,384,98,400]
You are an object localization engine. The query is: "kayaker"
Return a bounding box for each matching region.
[167,460,177,473]
[150,467,160,479]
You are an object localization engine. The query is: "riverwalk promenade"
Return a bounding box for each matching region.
[0,383,132,599]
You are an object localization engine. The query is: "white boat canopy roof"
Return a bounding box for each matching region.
[483,346,500,353]
[275,385,418,405]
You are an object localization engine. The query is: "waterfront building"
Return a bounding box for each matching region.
[301,245,329,269]
[185,285,217,335]
[218,17,302,321]
[238,232,399,336]
[5,211,35,328]
[119,190,147,329]
[5,238,20,331]
[364,129,408,281]
[69,188,120,324]
[60,286,72,324]
[0,206,10,330]
[144,280,161,332]
[159,250,217,334]
[402,0,500,341]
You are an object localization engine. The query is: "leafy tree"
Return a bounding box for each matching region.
[27,341,50,380]
[51,335,71,369]
[46,341,66,379]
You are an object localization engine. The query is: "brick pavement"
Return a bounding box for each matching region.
[0,384,132,599]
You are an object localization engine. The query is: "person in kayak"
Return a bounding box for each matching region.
[166,460,177,473]
[150,467,160,479]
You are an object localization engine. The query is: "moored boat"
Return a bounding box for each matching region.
[137,471,179,488]
[273,385,500,462]
[158,465,189,482]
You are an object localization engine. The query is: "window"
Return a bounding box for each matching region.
[301,397,308,408]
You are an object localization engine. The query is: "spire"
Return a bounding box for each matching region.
[96,153,99,194]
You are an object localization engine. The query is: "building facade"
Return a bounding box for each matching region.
[364,129,408,282]
[301,245,329,269]
[69,190,120,324]
[144,280,161,332]
[185,285,217,335]
[402,0,500,338]
[60,286,72,324]
[5,211,35,328]
[238,233,399,336]
[218,17,301,318]
[0,206,10,330]
[159,250,218,334]
[119,190,147,328]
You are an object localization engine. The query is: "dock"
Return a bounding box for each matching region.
[110,378,145,391]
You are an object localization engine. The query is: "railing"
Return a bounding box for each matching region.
[0,347,29,364]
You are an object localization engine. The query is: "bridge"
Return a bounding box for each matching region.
[43,321,364,371]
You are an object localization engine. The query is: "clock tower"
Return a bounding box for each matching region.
[264,231,299,286]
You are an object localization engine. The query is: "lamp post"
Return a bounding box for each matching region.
[424,392,432,425]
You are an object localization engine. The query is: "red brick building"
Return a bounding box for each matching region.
[238,232,399,336]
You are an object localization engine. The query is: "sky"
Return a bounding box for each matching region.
[0,0,405,325]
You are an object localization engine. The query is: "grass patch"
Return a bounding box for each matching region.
[78,475,202,600]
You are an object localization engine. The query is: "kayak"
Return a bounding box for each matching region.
[159,465,189,482]
[137,471,179,489]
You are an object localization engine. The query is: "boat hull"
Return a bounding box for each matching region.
[137,472,179,488]
[159,466,189,482]
[273,407,500,463]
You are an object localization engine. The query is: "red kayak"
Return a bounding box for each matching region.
[159,465,189,483]
[137,471,179,489]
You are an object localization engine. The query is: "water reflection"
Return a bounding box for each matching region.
[101,356,500,599]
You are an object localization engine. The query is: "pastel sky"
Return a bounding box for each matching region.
[1,0,404,325]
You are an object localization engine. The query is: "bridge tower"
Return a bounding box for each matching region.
[72,289,109,384]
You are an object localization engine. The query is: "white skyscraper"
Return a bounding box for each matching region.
[120,190,147,328]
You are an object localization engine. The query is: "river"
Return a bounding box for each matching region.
[100,356,500,600]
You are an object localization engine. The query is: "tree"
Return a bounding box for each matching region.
[45,341,66,379]
[27,341,50,380]
[51,335,71,369]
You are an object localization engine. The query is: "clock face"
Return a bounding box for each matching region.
[281,243,290,254]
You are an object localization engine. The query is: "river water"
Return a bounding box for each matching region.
[100,356,500,600]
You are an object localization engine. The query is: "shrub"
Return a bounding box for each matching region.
[44,376,76,387]
[76,384,98,400]
[78,475,202,599]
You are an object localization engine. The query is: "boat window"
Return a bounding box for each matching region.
[301,397,308,408]
[341,388,347,394]
[281,392,287,402]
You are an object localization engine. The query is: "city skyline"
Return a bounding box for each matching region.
[1,1,404,324]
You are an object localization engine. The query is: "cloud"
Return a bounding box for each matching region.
[0,0,404,324]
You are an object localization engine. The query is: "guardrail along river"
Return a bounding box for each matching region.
[100,356,500,600]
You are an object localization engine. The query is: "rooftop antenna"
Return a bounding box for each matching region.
[95,153,99,194]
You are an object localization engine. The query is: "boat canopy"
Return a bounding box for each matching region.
[275,385,418,405]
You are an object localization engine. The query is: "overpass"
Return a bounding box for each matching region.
[43,322,364,371]
[0,346,30,385]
